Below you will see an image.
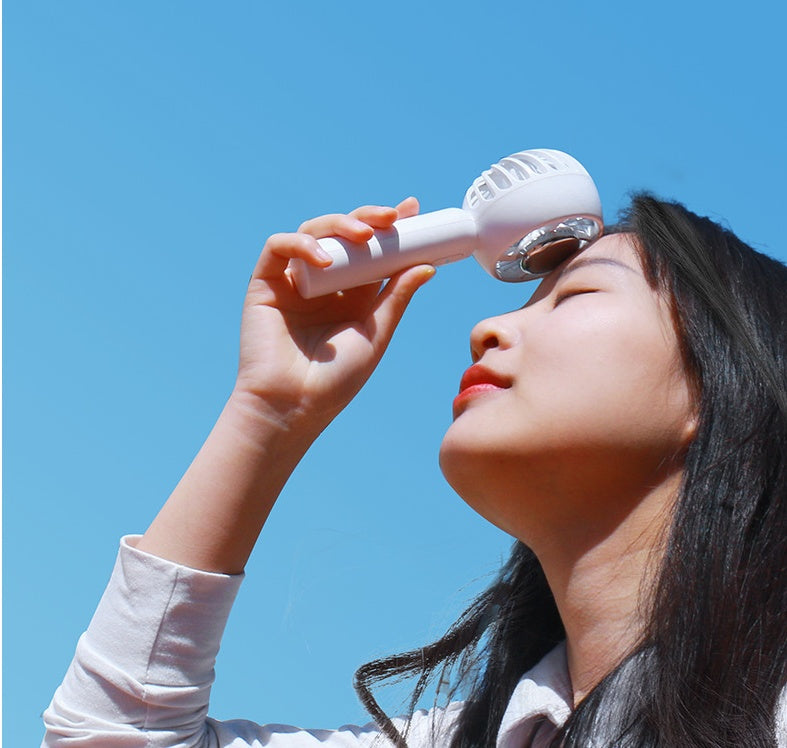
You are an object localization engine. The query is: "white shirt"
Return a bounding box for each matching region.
[42,537,785,747]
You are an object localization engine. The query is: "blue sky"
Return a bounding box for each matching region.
[4,1,786,744]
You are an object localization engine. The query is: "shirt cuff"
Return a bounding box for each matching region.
[85,534,245,687]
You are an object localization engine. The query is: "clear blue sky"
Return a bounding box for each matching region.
[4,1,786,744]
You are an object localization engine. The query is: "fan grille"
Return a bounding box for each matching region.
[464,149,584,209]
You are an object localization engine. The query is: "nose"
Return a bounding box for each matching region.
[469,315,515,363]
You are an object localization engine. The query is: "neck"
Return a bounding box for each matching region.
[527,469,682,706]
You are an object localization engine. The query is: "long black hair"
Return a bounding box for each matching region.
[354,195,787,746]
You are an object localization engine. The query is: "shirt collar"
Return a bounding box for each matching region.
[496,641,573,748]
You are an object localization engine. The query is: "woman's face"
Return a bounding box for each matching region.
[439,233,697,541]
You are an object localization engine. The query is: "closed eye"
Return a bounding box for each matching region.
[554,288,599,306]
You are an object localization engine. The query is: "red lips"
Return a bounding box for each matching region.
[453,364,511,414]
[459,364,510,393]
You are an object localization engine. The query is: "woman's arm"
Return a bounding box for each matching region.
[136,198,434,574]
[43,200,435,747]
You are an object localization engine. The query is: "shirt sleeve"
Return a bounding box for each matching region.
[41,536,460,748]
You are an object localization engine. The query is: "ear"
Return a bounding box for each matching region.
[679,397,700,448]
[682,414,699,446]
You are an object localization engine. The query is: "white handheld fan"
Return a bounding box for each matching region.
[290,149,603,298]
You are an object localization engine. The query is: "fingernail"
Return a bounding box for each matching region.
[316,246,333,262]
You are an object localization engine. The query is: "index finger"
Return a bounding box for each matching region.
[252,232,330,280]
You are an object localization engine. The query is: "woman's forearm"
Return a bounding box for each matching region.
[135,390,318,574]
[136,200,431,575]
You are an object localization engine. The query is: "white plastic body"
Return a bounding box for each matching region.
[290,209,477,299]
[464,172,601,278]
[290,149,602,298]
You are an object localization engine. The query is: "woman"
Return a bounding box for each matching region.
[43,194,787,746]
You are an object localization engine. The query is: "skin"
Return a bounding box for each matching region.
[136,197,434,574]
[440,234,697,702]
[137,206,696,709]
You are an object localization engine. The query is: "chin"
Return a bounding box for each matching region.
[438,439,521,537]
[438,428,495,503]
[439,431,469,492]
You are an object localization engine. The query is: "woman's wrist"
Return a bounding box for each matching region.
[211,387,324,496]
[227,380,337,446]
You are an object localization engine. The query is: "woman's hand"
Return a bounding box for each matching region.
[137,198,433,572]
[233,196,435,433]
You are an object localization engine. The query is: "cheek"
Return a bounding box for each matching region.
[440,298,693,489]
[529,308,690,445]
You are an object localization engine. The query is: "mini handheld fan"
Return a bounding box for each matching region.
[290,149,603,298]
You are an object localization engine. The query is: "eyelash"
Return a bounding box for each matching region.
[554,289,598,305]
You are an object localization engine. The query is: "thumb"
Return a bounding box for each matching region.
[368,265,435,351]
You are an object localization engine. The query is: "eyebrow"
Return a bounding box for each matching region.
[557,256,638,279]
